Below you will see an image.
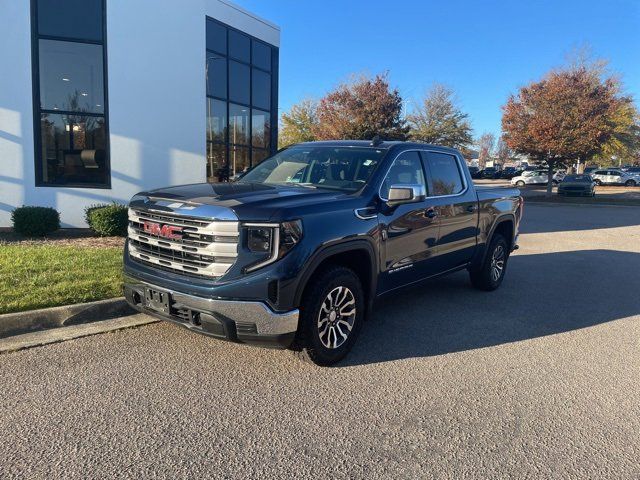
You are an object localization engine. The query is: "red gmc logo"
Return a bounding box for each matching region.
[143,221,183,240]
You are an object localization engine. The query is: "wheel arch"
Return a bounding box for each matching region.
[293,239,378,317]
[472,214,516,269]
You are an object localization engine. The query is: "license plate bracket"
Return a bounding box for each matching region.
[144,287,171,314]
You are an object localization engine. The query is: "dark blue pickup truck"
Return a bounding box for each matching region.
[124,140,522,365]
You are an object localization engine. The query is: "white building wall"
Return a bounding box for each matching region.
[0,0,279,227]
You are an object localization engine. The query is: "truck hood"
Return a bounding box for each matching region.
[137,182,356,221]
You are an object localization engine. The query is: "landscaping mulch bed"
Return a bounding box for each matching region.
[0,229,125,248]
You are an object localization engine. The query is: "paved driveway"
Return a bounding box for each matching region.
[1,204,639,479]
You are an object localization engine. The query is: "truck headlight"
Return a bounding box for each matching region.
[244,220,303,272]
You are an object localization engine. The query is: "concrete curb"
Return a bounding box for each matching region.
[0,314,159,354]
[0,297,134,339]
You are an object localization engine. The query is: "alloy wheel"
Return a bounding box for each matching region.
[490,244,505,283]
[317,286,356,349]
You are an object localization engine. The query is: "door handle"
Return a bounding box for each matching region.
[425,209,437,219]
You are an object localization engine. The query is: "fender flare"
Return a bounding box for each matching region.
[473,213,517,268]
[293,238,378,314]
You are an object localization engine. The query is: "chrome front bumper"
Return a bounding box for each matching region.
[123,276,299,348]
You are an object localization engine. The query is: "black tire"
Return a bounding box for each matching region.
[516,180,525,187]
[296,266,364,366]
[594,179,602,186]
[625,179,635,187]
[469,233,510,291]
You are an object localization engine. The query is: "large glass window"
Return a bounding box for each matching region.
[32,0,109,187]
[205,18,278,182]
[381,152,426,199]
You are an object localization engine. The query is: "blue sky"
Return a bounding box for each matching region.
[240,0,640,139]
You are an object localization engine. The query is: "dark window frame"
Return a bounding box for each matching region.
[205,16,279,181]
[30,0,111,189]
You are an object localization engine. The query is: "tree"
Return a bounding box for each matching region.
[502,60,630,195]
[314,73,408,140]
[407,84,473,149]
[279,99,319,147]
[495,136,512,164]
[594,100,640,166]
[477,133,495,168]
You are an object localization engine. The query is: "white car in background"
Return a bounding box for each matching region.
[510,170,549,186]
[590,169,640,186]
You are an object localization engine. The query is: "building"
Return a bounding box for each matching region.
[0,0,280,227]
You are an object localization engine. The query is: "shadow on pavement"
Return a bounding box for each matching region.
[343,249,640,367]
[519,203,640,234]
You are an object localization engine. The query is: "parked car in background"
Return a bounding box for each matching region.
[623,166,640,175]
[552,170,566,184]
[591,169,640,186]
[468,166,482,179]
[510,170,549,186]
[481,167,501,179]
[557,174,595,197]
[500,167,521,179]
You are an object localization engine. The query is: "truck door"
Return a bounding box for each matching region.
[377,151,440,293]
[422,151,479,271]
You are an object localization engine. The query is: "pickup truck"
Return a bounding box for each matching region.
[124,140,523,365]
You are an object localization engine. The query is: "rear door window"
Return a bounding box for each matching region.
[424,152,464,196]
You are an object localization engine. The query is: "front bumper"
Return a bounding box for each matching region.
[124,275,299,349]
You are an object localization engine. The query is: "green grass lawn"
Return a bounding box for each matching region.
[0,245,123,314]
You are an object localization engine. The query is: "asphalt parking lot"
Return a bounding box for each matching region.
[1,204,639,479]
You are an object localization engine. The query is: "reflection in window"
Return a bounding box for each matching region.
[206,54,227,99]
[427,152,464,196]
[252,69,271,110]
[251,109,270,149]
[40,113,107,185]
[39,40,104,113]
[207,98,227,142]
[33,0,108,187]
[229,61,250,105]
[230,145,250,178]
[229,104,249,145]
[252,148,269,166]
[205,18,277,183]
[207,142,228,182]
[382,152,425,198]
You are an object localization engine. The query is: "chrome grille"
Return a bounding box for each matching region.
[128,208,239,278]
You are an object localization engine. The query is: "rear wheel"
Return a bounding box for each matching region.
[516,180,525,187]
[625,179,635,187]
[469,233,510,291]
[594,179,602,186]
[296,266,364,366]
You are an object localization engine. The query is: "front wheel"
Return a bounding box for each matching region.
[296,266,364,366]
[625,179,636,187]
[469,233,510,291]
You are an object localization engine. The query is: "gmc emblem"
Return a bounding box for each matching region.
[143,221,183,240]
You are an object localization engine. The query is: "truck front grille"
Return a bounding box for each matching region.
[127,208,239,279]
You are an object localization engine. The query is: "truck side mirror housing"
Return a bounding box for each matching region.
[386,184,426,206]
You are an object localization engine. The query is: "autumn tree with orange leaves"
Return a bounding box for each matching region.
[502,62,634,195]
[314,74,408,141]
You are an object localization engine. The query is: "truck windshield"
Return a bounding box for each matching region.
[238,146,386,192]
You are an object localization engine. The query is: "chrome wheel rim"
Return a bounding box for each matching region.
[490,245,505,282]
[317,286,356,349]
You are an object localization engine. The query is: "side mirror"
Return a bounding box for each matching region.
[385,184,426,206]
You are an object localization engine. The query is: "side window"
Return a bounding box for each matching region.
[426,152,464,196]
[381,151,425,199]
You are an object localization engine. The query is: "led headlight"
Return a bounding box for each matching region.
[244,220,303,272]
